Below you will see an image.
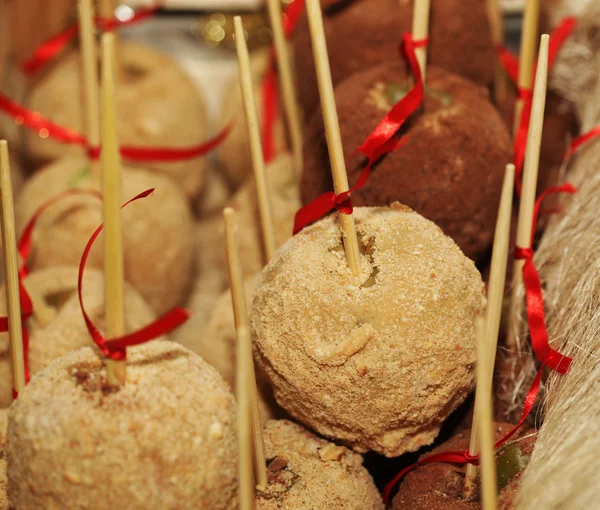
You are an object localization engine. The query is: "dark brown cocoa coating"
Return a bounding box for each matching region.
[293,0,495,117]
[391,424,535,510]
[300,64,511,261]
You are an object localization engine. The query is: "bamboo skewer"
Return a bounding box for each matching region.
[507,35,549,350]
[100,33,126,386]
[11,0,101,331]
[304,0,361,276]
[0,141,26,395]
[513,0,541,136]
[79,0,100,165]
[411,0,431,82]
[476,317,498,510]
[224,207,268,491]
[234,17,278,263]
[98,0,116,21]
[487,0,508,104]
[236,323,254,510]
[266,0,304,176]
[465,163,515,496]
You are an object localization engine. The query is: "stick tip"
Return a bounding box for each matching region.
[223,206,235,219]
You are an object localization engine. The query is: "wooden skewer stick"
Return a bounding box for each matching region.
[487,0,508,104]
[513,0,541,136]
[266,0,304,176]
[465,163,515,497]
[305,0,361,276]
[236,323,254,510]
[224,207,268,491]
[411,0,431,83]
[507,35,549,350]
[79,0,100,164]
[100,33,126,386]
[98,0,116,20]
[98,0,120,78]
[476,317,498,510]
[0,141,26,395]
[234,17,278,263]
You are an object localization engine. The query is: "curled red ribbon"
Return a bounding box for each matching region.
[77,189,189,361]
[382,367,543,505]
[0,189,105,397]
[18,189,103,280]
[21,4,161,76]
[565,126,600,160]
[293,34,425,234]
[514,183,576,375]
[497,17,577,194]
[0,92,232,163]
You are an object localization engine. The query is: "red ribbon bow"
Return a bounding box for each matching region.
[77,189,189,361]
[382,367,543,505]
[21,4,161,76]
[0,92,232,163]
[514,183,576,375]
[293,33,426,234]
[496,17,577,195]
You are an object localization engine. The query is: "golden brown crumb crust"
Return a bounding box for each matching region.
[7,341,238,510]
[25,42,207,199]
[251,206,485,456]
[0,266,159,408]
[14,157,194,315]
[256,420,384,509]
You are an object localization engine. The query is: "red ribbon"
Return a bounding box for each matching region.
[261,67,279,164]
[514,183,576,375]
[21,5,160,76]
[496,17,577,194]
[77,189,189,361]
[0,189,104,397]
[17,189,103,280]
[382,367,544,505]
[0,92,232,163]
[565,126,600,159]
[495,45,519,84]
[293,34,425,234]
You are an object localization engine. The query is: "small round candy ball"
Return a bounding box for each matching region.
[14,156,194,315]
[24,42,207,200]
[293,0,495,116]
[256,420,383,509]
[391,423,535,510]
[218,49,287,188]
[7,340,238,510]
[0,266,158,408]
[251,204,485,457]
[301,64,511,261]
